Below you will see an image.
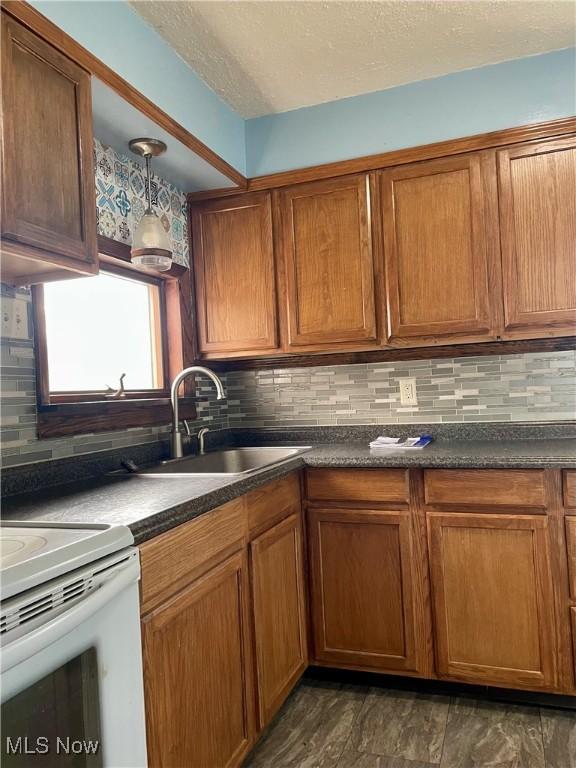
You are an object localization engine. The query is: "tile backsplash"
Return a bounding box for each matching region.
[224,352,576,427]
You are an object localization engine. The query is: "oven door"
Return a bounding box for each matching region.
[1,549,147,768]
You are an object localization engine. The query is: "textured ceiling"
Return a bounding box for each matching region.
[130,1,576,118]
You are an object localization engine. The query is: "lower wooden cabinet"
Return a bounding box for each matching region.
[427,512,557,690]
[140,467,575,764]
[142,551,254,768]
[308,507,427,674]
[250,512,308,729]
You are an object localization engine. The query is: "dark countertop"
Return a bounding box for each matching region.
[2,433,575,544]
[304,437,576,469]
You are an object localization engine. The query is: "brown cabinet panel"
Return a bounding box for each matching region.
[247,473,301,538]
[142,551,254,768]
[566,517,576,602]
[424,469,546,508]
[307,468,409,504]
[498,137,576,337]
[191,192,278,354]
[571,608,576,682]
[428,512,557,690]
[308,507,425,673]
[277,175,378,348]
[563,471,576,508]
[139,496,247,613]
[1,13,98,283]
[250,513,308,729]
[379,153,497,344]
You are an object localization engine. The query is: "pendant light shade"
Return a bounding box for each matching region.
[131,211,172,271]
[128,138,172,272]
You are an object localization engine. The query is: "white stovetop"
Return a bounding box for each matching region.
[0,521,134,601]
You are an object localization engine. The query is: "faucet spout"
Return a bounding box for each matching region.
[170,366,225,458]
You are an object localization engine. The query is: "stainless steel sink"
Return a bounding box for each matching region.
[139,447,311,476]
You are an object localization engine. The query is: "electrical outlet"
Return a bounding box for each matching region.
[1,297,29,340]
[399,378,418,406]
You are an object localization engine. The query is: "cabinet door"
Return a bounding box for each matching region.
[498,137,576,337]
[428,513,557,690]
[277,175,378,349]
[191,192,278,355]
[142,551,254,768]
[379,153,497,345]
[308,507,424,673]
[250,512,308,729]
[1,13,97,282]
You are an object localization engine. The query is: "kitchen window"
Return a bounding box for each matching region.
[33,236,196,438]
[43,267,166,398]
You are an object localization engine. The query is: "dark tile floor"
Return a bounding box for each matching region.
[244,679,576,768]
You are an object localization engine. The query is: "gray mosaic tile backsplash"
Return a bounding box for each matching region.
[1,285,575,467]
[224,352,576,427]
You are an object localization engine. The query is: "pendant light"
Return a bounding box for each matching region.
[129,138,172,272]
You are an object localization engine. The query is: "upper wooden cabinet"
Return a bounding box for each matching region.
[379,153,498,345]
[189,123,575,363]
[191,192,278,356]
[1,13,98,284]
[276,175,379,349]
[497,137,576,338]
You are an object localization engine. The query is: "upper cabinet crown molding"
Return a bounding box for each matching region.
[379,152,500,345]
[497,136,576,338]
[191,192,279,355]
[1,12,98,284]
[276,174,380,349]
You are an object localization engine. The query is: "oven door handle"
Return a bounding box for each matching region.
[1,558,140,672]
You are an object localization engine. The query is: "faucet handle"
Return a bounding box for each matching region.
[182,420,193,437]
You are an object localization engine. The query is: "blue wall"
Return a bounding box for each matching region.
[30,0,247,175]
[25,4,576,180]
[246,48,576,176]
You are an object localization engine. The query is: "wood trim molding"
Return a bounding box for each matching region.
[37,398,197,439]
[206,336,576,372]
[1,0,246,190]
[188,116,576,202]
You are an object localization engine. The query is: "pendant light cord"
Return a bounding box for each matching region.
[144,154,153,214]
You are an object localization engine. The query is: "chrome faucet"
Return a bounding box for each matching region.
[197,427,210,455]
[170,366,225,459]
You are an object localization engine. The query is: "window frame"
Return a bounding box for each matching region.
[33,236,197,438]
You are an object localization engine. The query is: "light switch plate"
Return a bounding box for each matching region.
[399,378,418,406]
[1,297,29,340]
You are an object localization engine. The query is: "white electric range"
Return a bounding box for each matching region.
[0,521,147,767]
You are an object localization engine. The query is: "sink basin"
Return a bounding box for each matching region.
[139,447,311,476]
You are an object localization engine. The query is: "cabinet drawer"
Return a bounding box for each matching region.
[566,517,576,602]
[247,473,301,538]
[564,472,576,508]
[306,468,408,503]
[424,469,546,508]
[140,497,247,613]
